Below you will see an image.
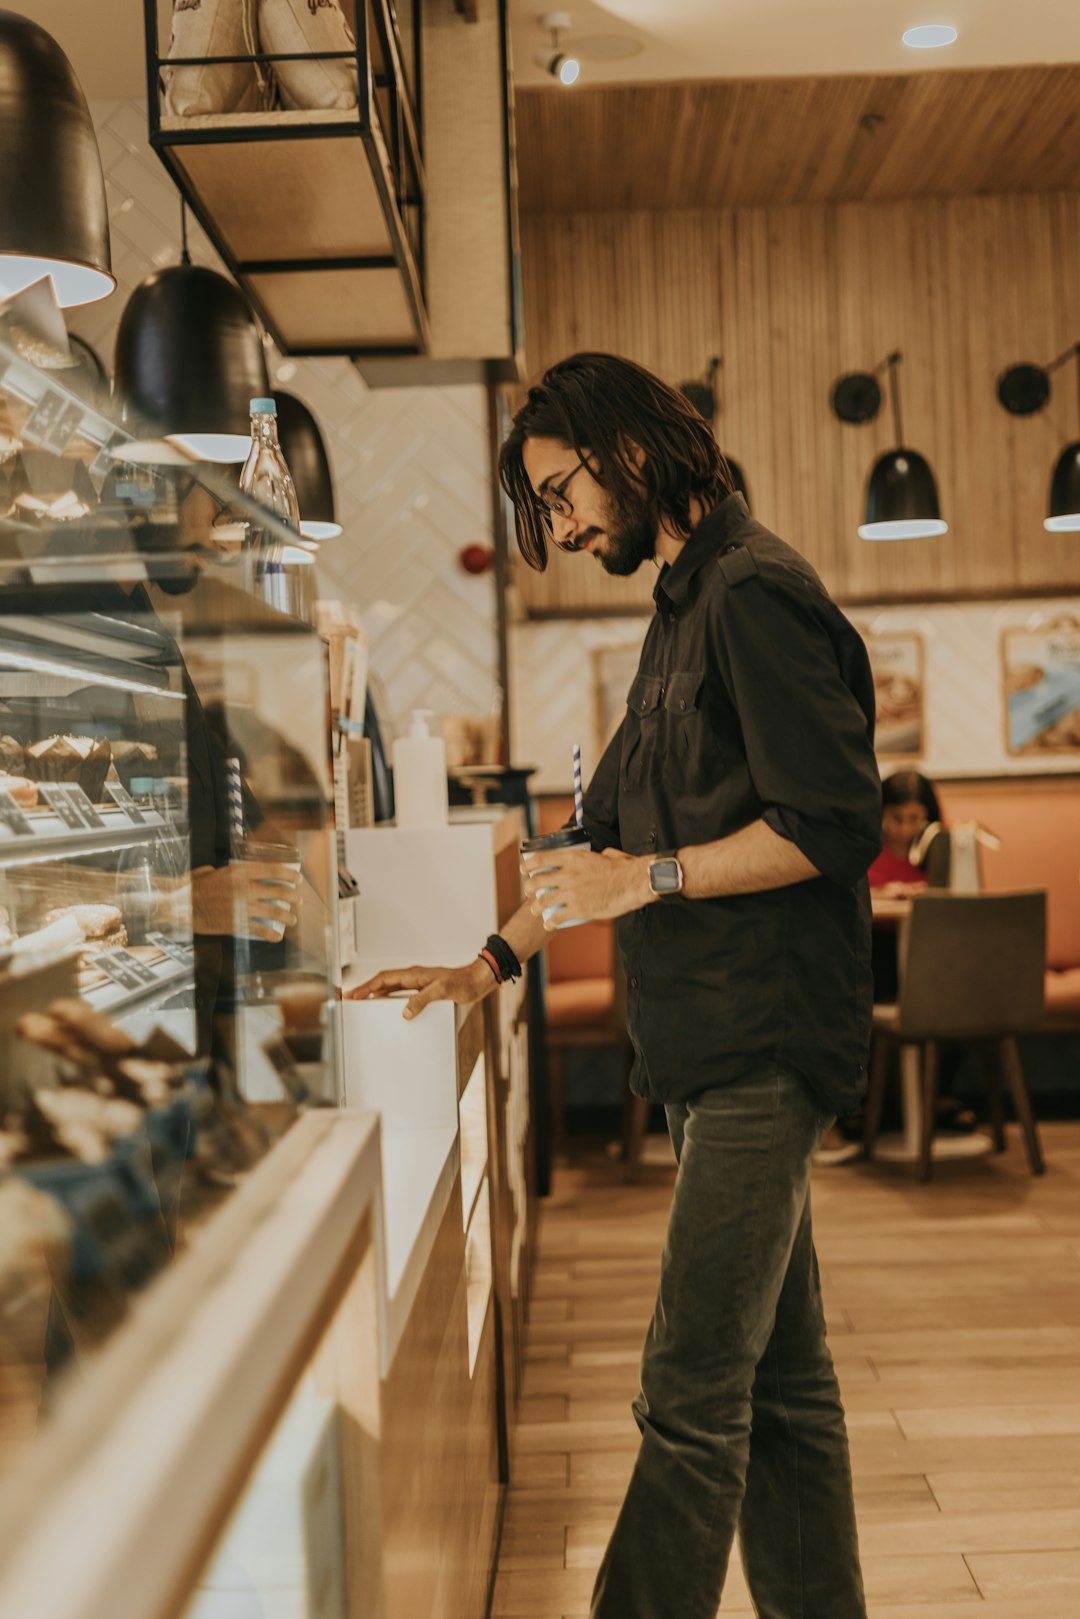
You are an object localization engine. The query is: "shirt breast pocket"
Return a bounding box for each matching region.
[663,669,707,756]
[621,673,664,786]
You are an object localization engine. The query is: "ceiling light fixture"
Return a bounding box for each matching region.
[0,11,114,307]
[534,11,580,85]
[832,352,948,541]
[112,201,270,465]
[997,343,1080,532]
[902,24,959,50]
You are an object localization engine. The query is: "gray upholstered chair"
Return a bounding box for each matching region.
[863,891,1047,1181]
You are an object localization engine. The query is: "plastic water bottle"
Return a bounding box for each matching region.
[239,397,314,621]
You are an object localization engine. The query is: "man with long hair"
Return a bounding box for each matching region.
[350,352,880,1618]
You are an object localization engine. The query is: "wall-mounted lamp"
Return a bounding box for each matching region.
[997,343,1080,532]
[534,11,581,84]
[832,352,948,541]
[679,358,752,512]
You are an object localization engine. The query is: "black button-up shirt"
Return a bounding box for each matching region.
[580,494,881,1116]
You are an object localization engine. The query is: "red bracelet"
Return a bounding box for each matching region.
[479,947,503,984]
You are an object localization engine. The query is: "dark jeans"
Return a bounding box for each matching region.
[590,1067,868,1619]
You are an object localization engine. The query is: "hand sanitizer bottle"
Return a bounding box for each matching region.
[392,710,449,829]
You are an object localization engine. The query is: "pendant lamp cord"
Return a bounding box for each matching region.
[706,355,721,411]
[1044,341,1080,431]
[886,351,904,449]
[179,198,191,267]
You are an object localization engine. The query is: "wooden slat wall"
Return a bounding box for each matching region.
[514,192,1080,614]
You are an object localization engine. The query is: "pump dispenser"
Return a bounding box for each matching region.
[392,709,449,828]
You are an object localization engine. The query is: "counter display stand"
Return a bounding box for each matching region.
[340,805,538,1438]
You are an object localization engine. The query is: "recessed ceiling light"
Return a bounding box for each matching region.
[903,24,958,49]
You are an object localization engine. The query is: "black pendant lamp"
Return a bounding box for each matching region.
[832,352,948,541]
[997,342,1080,532]
[275,391,342,541]
[679,359,752,513]
[112,207,269,464]
[0,11,114,307]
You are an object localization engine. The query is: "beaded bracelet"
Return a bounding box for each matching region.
[484,932,522,984]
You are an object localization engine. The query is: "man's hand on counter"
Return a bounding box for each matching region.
[345,959,495,1021]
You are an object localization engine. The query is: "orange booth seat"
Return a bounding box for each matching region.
[939,779,1080,1027]
[534,797,630,1154]
[536,796,617,1030]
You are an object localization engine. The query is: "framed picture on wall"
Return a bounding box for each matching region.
[861,629,926,757]
[592,641,647,759]
[1002,617,1080,756]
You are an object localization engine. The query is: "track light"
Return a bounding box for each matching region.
[997,343,1080,532]
[832,353,947,541]
[535,11,580,84]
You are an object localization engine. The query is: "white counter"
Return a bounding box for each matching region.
[336,996,464,1372]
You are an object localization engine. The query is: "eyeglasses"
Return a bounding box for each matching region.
[535,457,589,521]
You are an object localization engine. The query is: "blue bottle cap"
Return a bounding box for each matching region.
[250,397,276,414]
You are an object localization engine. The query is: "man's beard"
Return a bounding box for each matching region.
[595,493,656,577]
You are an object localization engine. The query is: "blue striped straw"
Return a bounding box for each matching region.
[573,743,584,828]
[226,756,245,846]
[226,756,252,979]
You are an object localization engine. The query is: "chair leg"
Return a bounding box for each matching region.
[622,1095,651,1183]
[547,1044,566,1161]
[998,1036,1045,1176]
[862,1033,890,1159]
[979,1041,1007,1153]
[919,1040,941,1183]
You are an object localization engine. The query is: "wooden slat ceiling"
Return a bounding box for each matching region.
[515,65,1080,213]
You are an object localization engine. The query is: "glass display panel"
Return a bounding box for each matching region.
[0,312,338,1482]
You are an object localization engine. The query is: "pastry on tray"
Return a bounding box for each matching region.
[43,903,127,953]
[110,740,160,790]
[0,772,38,809]
[0,734,25,774]
[16,999,188,1115]
[24,735,112,801]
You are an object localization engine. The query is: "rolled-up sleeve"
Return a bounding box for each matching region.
[710,578,882,887]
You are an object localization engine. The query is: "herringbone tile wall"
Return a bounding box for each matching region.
[69,99,500,743]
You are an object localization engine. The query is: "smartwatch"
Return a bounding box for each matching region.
[648,852,684,900]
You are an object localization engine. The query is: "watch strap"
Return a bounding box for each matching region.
[649,852,684,899]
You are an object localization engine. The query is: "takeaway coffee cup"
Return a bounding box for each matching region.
[273,971,327,1063]
[521,825,592,929]
[236,838,301,942]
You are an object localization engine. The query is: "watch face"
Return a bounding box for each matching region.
[650,857,682,894]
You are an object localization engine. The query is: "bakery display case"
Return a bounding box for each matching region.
[0,322,338,1489]
[0,271,532,1619]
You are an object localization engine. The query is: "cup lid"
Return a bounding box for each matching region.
[521,825,591,852]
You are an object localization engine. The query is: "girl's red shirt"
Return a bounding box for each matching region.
[868,846,927,889]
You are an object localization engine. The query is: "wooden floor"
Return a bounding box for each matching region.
[494,1123,1080,1618]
